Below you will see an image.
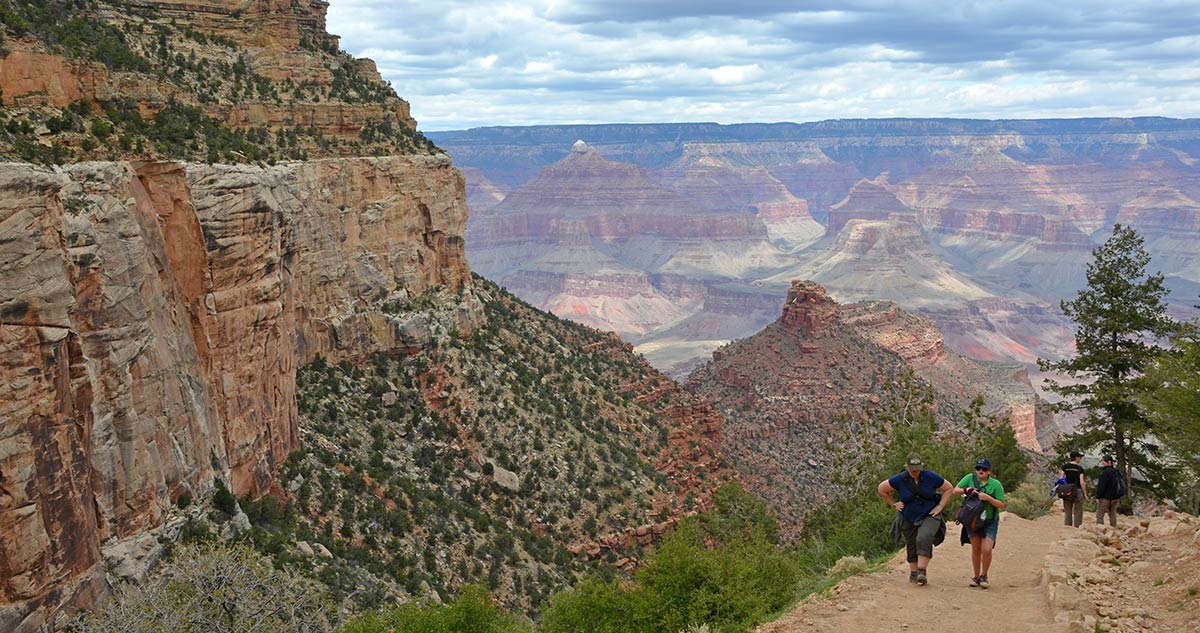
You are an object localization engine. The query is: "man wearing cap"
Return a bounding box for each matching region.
[953,458,1006,588]
[1095,455,1122,527]
[1061,450,1088,527]
[877,453,954,586]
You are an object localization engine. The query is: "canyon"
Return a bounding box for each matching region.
[434,119,1200,381]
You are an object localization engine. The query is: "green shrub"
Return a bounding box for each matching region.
[341,585,529,633]
[541,483,804,633]
[212,478,237,516]
[1002,474,1055,519]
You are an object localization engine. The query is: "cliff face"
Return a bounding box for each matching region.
[0,156,475,630]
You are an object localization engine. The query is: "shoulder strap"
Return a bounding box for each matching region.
[972,473,981,489]
[905,473,940,502]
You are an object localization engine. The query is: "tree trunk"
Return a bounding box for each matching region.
[1115,424,1129,487]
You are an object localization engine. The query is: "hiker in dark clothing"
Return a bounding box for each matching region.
[877,453,954,586]
[1095,455,1123,527]
[1061,451,1087,527]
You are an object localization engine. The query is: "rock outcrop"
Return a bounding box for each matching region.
[0,156,475,630]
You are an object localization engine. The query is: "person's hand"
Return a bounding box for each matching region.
[893,501,904,511]
[979,492,992,502]
[964,487,976,496]
[929,504,943,515]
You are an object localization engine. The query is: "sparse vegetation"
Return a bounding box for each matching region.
[69,542,334,632]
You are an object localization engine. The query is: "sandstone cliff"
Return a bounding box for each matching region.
[0,155,475,630]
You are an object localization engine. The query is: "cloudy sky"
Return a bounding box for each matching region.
[327,0,1200,131]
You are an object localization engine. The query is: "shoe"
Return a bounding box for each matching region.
[909,571,919,584]
[978,575,989,589]
[969,577,981,587]
[916,569,927,586]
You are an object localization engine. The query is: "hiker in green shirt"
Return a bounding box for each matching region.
[952,458,1006,589]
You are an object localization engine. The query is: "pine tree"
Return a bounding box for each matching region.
[1039,224,1176,493]
[1140,322,1200,512]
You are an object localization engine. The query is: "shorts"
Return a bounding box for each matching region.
[969,518,999,543]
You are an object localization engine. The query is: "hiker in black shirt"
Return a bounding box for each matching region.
[1061,451,1087,527]
[1095,455,1123,527]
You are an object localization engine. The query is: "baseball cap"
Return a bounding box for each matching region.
[1102,455,1114,462]
[1069,450,1084,458]
[905,453,923,469]
[975,458,991,470]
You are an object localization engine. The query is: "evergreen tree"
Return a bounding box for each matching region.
[1140,322,1200,512]
[1039,224,1176,493]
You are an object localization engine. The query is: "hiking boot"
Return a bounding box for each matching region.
[978,575,989,589]
[909,571,919,584]
[969,576,981,587]
[915,569,927,586]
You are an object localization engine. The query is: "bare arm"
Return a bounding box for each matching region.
[979,492,1006,510]
[1080,474,1088,499]
[932,480,953,515]
[878,480,902,511]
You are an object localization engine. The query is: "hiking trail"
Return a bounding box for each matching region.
[760,511,1200,633]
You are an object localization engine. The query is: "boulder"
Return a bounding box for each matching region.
[486,459,521,493]
[1147,519,1181,537]
[101,532,163,584]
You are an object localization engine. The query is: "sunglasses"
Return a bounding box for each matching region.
[975,467,990,472]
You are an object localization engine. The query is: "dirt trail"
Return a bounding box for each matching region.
[761,513,1070,633]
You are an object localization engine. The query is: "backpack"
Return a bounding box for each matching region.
[1114,470,1127,499]
[956,474,988,532]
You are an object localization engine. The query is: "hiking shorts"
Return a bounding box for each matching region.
[969,519,999,544]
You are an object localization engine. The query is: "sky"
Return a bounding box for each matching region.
[327,0,1200,131]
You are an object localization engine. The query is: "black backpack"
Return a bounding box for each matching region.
[1114,470,1127,499]
[956,474,988,532]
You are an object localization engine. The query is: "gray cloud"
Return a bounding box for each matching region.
[327,0,1200,130]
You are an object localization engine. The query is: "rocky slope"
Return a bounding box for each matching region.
[249,278,730,613]
[435,120,1200,386]
[686,280,1049,535]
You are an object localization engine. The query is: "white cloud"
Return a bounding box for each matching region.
[327,0,1200,130]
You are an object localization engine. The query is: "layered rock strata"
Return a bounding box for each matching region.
[0,155,474,630]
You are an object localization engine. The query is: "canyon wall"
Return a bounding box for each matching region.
[0,156,475,630]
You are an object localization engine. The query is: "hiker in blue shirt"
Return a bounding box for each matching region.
[877,453,954,586]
